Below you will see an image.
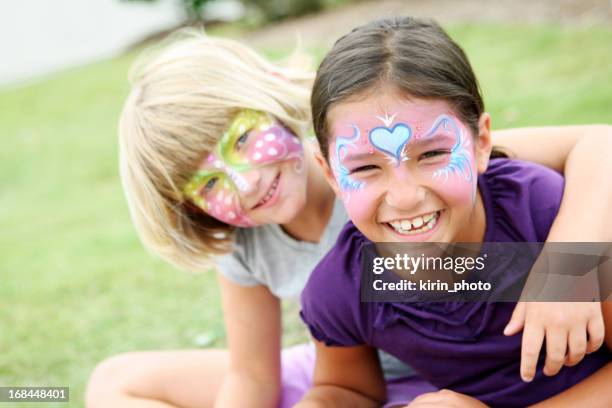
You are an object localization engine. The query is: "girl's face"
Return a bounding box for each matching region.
[184,110,308,227]
[323,90,491,243]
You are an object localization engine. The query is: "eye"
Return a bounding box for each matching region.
[419,150,450,160]
[350,165,379,174]
[234,131,250,151]
[203,177,218,194]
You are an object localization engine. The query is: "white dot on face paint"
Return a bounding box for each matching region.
[216,191,224,201]
[228,211,236,219]
[267,147,278,156]
[264,133,276,141]
[224,196,231,205]
[253,152,262,160]
[214,160,223,168]
[255,140,264,148]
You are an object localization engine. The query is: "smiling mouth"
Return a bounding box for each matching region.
[386,210,442,235]
[252,173,280,209]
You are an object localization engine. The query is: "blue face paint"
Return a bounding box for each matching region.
[332,124,366,192]
[368,123,412,165]
[423,115,473,183]
[423,114,475,200]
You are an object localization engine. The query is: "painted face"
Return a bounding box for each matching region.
[184,110,304,227]
[327,93,480,243]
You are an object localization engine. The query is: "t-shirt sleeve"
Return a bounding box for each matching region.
[214,231,261,287]
[300,223,371,347]
[527,164,564,242]
[485,159,564,242]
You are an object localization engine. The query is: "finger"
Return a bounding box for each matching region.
[410,392,444,404]
[520,324,544,382]
[504,302,526,336]
[410,390,454,405]
[543,328,567,377]
[564,327,587,367]
[586,314,605,354]
[404,403,439,408]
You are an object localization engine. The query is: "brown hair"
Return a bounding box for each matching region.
[311,16,484,158]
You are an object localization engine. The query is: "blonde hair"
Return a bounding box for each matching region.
[119,30,314,272]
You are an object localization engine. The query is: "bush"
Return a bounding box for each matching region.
[243,0,325,21]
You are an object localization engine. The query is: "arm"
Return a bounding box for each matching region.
[295,340,386,408]
[528,302,612,408]
[494,125,612,380]
[214,274,282,408]
[492,125,609,169]
[492,124,612,239]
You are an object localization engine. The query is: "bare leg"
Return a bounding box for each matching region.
[85,349,229,408]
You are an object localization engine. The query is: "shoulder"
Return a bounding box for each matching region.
[214,228,257,284]
[481,158,565,241]
[300,221,371,346]
[484,158,564,200]
[215,225,277,286]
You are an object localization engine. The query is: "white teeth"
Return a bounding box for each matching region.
[412,217,423,228]
[257,177,279,207]
[388,211,440,235]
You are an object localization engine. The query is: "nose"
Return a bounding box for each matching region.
[384,169,426,210]
[238,168,261,194]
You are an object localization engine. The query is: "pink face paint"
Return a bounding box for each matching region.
[328,96,479,243]
[183,110,304,227]
[421,114,476,202]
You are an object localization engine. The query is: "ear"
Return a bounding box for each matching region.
[474,113,493,174]
[314,146,341,196]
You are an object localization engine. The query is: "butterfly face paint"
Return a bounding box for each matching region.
[184,110,304,227]
[419,114,475,201]
[331,124,366,194]
[327,95,480,243]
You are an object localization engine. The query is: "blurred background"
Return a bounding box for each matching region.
[1,0,611,406]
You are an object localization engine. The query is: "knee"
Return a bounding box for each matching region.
[85,353,135,408]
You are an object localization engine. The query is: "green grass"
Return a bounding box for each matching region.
[1,23,611,407]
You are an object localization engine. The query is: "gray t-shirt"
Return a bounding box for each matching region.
[215,198,414,379]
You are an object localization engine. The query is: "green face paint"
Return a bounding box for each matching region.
[184,110,304,227]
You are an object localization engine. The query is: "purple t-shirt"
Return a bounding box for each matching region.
[301,159,611,407]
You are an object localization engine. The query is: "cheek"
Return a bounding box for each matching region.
[204,185,253,226]
[428,133,478,204]
[279,161,307,193]
[245,126,304,166]
[429,155,478,206]
[338,184,381,223]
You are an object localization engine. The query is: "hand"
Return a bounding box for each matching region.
[404,389,488,407]
[504,301,605,382]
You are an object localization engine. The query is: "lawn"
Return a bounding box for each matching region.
[1,23,611,407]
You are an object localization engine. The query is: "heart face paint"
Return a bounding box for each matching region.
[369,123,412,163]
[327,95,480,243]
[184,110,304,227]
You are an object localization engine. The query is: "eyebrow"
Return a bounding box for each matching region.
[413,133,456,146]
[341,134,456,161]
[341,152,381,163]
